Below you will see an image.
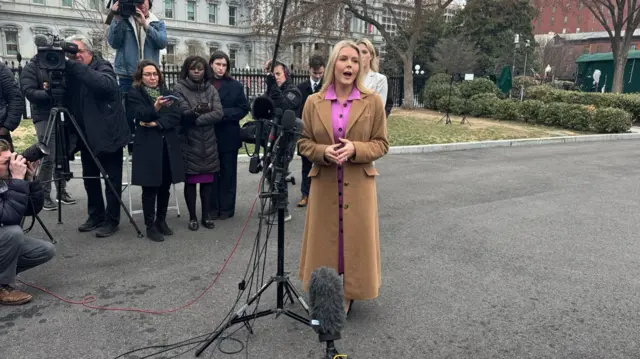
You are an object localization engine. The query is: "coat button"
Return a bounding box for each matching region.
[344,204,349,209]
[344,182,349,186]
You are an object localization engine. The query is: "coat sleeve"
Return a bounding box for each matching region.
[65,60,119,98]
[0,179,31,226]
[297,96,331,166]
[126,88,160,123]
[173,84,197,121]
[155,101,182,130]
[351,96,389,164]
[145,21,168,49]
[222,82,249,122]
[107,18,126,49]
[195,87,224,126]
[19,63,52,107]
[0,64,24,131]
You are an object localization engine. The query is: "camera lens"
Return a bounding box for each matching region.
[45,52,63,69]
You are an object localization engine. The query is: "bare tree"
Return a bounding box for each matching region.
[428,36,478,75]
[340,0,454,108]
[71,0,113,59]
[536,0,640,92]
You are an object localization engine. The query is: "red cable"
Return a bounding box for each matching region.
[17,177,265,315]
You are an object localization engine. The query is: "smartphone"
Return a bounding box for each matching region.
[162,95,179,101]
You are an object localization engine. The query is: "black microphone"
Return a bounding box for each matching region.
[251,95,275,120]
[34,34,51,47]
[309,267,347,359]
[264,109,282,159]
[281,109,296,131]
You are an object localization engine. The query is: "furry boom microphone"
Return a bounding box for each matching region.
[309,267,348,359]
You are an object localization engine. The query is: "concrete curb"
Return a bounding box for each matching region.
[232,133,640,162]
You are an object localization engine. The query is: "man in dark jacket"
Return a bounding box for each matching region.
[0,62,25,149]
[0,139,55,305]
[19,55,77,211]
[64,35,132,238]
[295,55,325,208]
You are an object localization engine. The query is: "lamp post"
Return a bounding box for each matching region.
[511,33,520,99]
[520,39,531,101]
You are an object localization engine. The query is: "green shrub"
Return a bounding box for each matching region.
[457,78,499,99]
[591,107,633,133]
[422,83,460,110]
[493,99,521,121]
[513,76,538,90]
[447,96,472,115]
[426,73,452,86]
[469,93,499,117]
[517,100,544,123]
[538,102,570,126]
[563,104,593,131]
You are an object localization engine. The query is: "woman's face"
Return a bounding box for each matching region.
[358,44,371,71]
[189,62,205,82]
[334,46,359,87]
[141,65,159,87]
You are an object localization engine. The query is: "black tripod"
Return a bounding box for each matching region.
[37,101,142,237]
[195,129,310,357]
[437,73,455,125]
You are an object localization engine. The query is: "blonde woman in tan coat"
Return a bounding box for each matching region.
[297,40,389,315]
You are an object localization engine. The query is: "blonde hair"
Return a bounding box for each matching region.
[319,40,373,95]
[355,38,379,72]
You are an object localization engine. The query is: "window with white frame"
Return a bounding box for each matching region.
[209,3,217,23]
[2,27,19,56]
[166,44,175,64]
[89,0,100,9]
[61,0,72,7]
[229,48,236,68]
[164,0,174,18]
[33,0,45,4]
[229,6,236,26]
[187,1,196,21]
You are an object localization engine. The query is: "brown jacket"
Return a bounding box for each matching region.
[297,89,389,300]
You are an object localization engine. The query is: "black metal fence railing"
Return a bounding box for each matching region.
[5,59,429,119]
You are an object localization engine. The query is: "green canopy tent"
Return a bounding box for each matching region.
[575,50,640,93]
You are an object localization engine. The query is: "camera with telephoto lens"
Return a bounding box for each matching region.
[113,0,144,18]
[21,142,50,163]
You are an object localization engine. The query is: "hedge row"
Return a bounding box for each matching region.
[526,85,640,123]
[421,75,634,133]
[429,94,632,133]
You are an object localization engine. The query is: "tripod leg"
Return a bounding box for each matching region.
[61,109,143,237]
[33,214,57,244]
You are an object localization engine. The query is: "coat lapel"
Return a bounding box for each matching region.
[346,95,366,136]
[314,97,334,143]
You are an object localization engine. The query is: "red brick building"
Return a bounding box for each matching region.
[533,0,627,35]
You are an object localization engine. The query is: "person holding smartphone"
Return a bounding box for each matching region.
[126,60,185,242]
[173,56,223,231]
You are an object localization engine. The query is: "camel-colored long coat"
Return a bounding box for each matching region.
[297,89,389,300]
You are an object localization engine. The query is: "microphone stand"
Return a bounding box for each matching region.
[195,124,310,357]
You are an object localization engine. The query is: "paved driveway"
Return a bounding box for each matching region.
[3,140,640,358]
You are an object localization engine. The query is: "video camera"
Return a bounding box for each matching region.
[33,34,78,104]
[108,0,144,18]
[240,95,302,175]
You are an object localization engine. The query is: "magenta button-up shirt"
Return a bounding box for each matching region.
[324,84,361,274]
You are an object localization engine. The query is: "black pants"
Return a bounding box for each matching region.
[141,146,172,228]
[81,147,123,225]
[300,155,312,197]
[211,150,239,218]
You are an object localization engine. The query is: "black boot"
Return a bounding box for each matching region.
[155,185,173,236]
[142,188,164,242]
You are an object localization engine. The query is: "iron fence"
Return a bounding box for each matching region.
[5,58,428,119]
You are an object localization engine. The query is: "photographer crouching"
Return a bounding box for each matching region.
[0,139,54,305]
[64,35,132,238]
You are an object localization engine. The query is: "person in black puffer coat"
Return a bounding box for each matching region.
[173,56,223,231]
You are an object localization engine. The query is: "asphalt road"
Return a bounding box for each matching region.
[3,140,640,359]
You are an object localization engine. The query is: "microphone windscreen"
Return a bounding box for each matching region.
[281,110,296,130]
[251,95,275,120]
[34,34,51,47]
[308,267,345,335]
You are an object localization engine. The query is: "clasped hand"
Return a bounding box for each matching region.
[324,138,355,165]
[9,153,38,181]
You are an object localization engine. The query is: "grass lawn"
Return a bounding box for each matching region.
[14,109,590,155]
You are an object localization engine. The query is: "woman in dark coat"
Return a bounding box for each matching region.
[173,56,224,231]
[208,51,249,220]
[127,59,185,242]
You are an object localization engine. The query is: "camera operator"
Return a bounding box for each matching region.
[0,139,55,305]
[107,0,167,93]
[261,60,302,222]
[0,61,25,150]
[64,35,132,238]
[19,54,77,211]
